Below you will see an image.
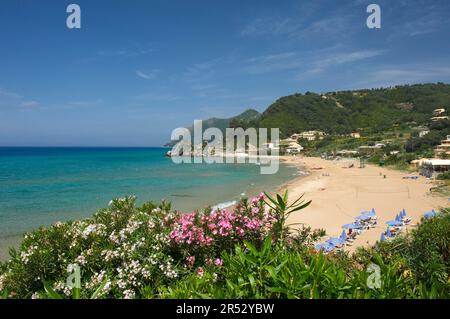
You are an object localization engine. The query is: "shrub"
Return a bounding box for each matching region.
[353,209,450,298]
[0,192,316,299]
[437,171,450,180]
[158,239,419,299]
[1,193,448,299]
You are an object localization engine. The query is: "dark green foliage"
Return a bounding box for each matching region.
[405,129,448,153]
[1,194,448,299]
[354,209,450,298]
[256,83,450,137]
[160,209,450,299]
[437,171,450,180]
[159,240,419,299]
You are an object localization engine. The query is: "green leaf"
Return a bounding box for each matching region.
[288,200,312,214]
[72,287,80,299]
[43,281,63,299]
[91,276,108,299]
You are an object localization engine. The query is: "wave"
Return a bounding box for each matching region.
[212,200,237,211]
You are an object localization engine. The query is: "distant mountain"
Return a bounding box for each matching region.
[194,109,260,133]
[166,83,450,146]
[165,109,260,146]
[257,83,450,138]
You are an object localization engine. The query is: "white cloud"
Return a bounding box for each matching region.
[304,50,386,75]
[134,92,182,102]
[97,47,154,58]
[240,17,302,37]
[242,49,384,76]
[242,52,303,75]
[350,64,450,88]
[135,69,159,80]
[0,87,22,99]
[20,101,39,108]
[67,99,103,107]
[0,87,41,110]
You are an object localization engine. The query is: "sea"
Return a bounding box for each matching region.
[0,147,299,259]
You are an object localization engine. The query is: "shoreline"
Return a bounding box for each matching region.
[2,155,446,261]
[0,159,302,262]
[279,156,448,253]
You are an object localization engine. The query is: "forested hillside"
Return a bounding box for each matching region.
[257,83,450,137]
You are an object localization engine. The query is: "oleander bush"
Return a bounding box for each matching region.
[0,193,448,299]
[353,208,450,298]
[0,192,319,299]
[157,237,426,299]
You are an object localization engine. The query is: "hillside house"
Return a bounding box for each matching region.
[431,116,449,122]
[434,135,450,157]
[285,142,303,154]
[432,108,446,116]
[421,159,450,177]
[295,131,326,141]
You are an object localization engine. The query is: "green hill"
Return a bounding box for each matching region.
[198,108,260,133]
[165,109,260,146]
[257,83,450,137]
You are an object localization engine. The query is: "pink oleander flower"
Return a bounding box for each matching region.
[186,256,195,267]
[214,258,223,267]
[205,236,213,246]
[197,267,204,277]
[169,198,275,252]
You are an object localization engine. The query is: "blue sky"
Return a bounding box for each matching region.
[1,0,450,146]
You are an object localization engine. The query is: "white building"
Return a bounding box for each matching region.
[285,142,303,154]
[431,116,449,122]
[260,142,279,154]
[432,108,446,116]
[434,135,450,157]
[295,131,326,141]
[421,159,450,177]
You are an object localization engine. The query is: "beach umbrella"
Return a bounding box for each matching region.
[361,211,376,217]
[315,243,335,252]
[356,215,371,221]
[326,237,345,246]
[315,244,325,251]
[386,220,403,227]
[424,211,436,219]
[395,214,401,221]
[340,230,347,241]
[342,223,362,229]
[380,233,386,242]
[372,208,376,214]
[386,228,392,237]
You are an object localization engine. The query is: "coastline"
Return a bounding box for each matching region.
[279,156,448,253]
[0,158,301,262]
[1,155,446,261]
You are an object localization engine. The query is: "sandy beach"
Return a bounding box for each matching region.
[280,156,448,253]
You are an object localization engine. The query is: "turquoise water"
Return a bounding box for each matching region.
[0,147,298,239]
